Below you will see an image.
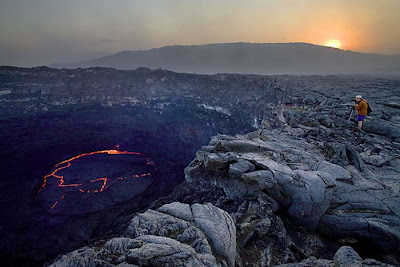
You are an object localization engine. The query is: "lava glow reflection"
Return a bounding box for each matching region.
[38,149,155,210]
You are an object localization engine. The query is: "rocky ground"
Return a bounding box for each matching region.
[1,67,399,266]
[48,92,400,265]
[48,202,395,266]
[48,128,400,266]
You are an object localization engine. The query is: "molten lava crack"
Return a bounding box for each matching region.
[37,149,155,210]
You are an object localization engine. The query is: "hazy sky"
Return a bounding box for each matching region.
[1,0,399,66]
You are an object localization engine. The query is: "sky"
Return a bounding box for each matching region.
[1,0,399,66]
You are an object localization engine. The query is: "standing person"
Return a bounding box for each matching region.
[354,95,368,130]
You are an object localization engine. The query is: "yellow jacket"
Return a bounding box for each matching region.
[355,99,368,115]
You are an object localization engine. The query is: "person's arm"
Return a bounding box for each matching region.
[354,102,360,110]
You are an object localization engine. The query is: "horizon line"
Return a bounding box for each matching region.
[113,41,398,56]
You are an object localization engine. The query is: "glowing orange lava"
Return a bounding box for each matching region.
[38,148,154,210]
[90,178,107,192]
[54,149,141,167]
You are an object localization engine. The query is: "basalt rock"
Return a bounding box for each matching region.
[185,130,338,230]
[3,68,400,266]
[275,246,394,267]
[49,202,236,267]
[185,128,400,265]
[48,126,400,266]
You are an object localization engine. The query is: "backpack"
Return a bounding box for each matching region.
[367,102,372,115]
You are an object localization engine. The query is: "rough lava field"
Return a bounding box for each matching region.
[0,66,399,266]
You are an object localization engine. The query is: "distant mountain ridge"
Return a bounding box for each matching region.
[51,42,400,75]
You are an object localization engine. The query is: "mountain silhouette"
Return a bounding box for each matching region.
[51,42,400,75]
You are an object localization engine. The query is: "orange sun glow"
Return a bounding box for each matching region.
[325,39,342,49]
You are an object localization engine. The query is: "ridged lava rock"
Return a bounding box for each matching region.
[49,202,236,267]
[275,246,394,267]
[185,129,400,261]
[185,131,338,230]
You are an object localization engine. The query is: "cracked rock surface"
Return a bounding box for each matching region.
[276,246,394,267]
[50,127,399,266]
[50,202,236,267]
[32,69,399,266]
[186,130,400,240]
[184,129,400,265]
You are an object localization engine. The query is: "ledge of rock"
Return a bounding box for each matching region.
[185,129,400,264]
[48,127,400,266]
[49,202,236,267]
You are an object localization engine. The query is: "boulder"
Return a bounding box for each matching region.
[228,159,255,178]
[241,170,276,189]
[157,202,193,221]
[192,203,236,267]
[285,170,334,229]
[315,161,352,181]
[274,246,394,267]
[333,246,362,267]
[204,152,237,171]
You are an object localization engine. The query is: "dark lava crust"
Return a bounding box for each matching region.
[0,66,399,266]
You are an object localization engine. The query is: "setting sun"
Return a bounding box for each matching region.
[325,40,342,49]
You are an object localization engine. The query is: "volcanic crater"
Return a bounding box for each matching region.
[1,66,399,266]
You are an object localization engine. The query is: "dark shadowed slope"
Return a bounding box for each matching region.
[51,42,400,75]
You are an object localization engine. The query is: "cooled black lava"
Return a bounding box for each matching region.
[0,103,253,266]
